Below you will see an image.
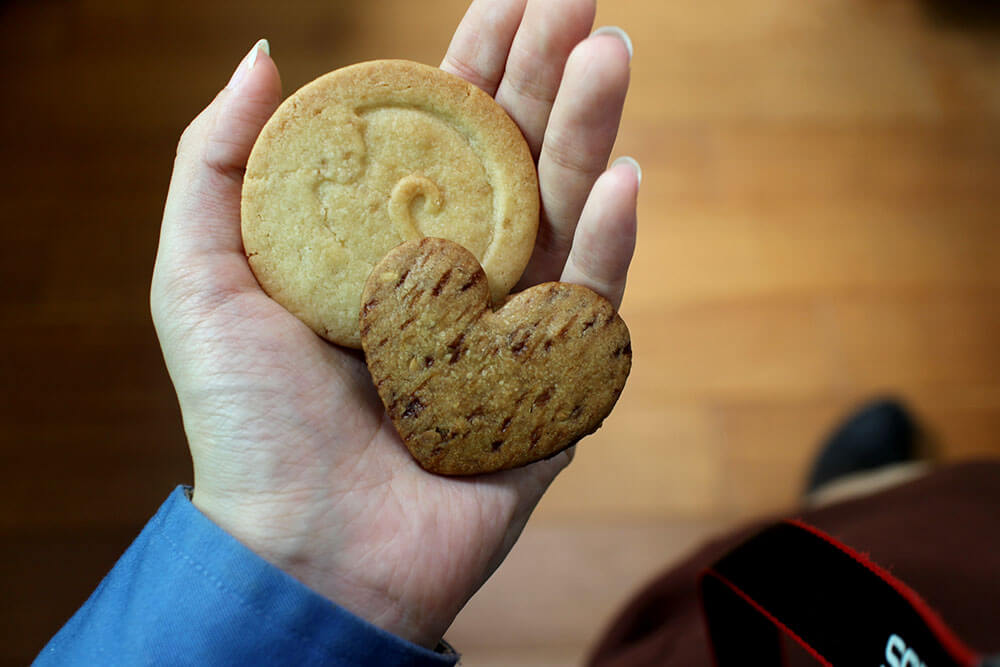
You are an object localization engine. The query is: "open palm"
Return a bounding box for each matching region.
[151,0,637,649]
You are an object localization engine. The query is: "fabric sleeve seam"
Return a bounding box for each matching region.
[155,521,340,663]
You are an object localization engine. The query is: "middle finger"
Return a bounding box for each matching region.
[494,0,596,158]
[519,30,631,287]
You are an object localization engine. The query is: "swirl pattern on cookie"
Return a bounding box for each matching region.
[241,60,540,348]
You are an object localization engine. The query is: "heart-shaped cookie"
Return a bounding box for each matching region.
[360,238,632,475]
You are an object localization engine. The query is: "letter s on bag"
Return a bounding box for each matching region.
[885,633,906,667]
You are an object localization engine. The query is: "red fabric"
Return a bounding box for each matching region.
[588,461,1000,667]
[785,519,977,666]
[701,567,833,667]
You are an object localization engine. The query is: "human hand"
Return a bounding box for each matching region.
[150,0,637,650]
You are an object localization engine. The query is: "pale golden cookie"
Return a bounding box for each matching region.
[360,238,632,476]
[242,60,539,347]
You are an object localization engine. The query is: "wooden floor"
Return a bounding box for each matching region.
[2,0,999,664]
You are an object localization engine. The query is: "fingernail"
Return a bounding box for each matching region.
[227,38,270,90]
[612,156,642,187]
[592,26,633,61]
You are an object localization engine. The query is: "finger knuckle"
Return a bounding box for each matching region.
[176,100,218,163]
[442,55,495,93]
[176,119,202,163]
[542,134,604,178]
[503,62,556,106]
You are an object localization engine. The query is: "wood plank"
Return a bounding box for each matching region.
[536,399,727,519]
[445,518,726,661]
[826,291,1000,388]
[624,297,845,402]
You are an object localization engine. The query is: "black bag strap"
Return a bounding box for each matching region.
[699,519,983,666]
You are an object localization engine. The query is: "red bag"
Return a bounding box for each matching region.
[700,520,992,667]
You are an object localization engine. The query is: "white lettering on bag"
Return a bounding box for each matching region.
[883,633,926,667]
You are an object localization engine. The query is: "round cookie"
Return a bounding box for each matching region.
[241,60,540,348]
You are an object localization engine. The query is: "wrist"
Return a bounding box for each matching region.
[190,484,454,650]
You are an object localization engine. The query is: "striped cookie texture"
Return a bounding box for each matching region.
[242,60,539,348]
[360,238,632,476]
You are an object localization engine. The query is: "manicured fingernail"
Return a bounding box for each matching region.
[227,38,270,89]
[612,156,642,187]
[592,26,633,61]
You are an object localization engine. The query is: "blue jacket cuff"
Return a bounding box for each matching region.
[36,485,459,666]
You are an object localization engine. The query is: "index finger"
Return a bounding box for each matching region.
[440,0,528,96]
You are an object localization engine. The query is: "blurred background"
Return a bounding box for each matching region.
[2,0,999,664]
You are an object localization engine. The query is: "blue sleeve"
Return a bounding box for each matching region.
[35,486,459,666]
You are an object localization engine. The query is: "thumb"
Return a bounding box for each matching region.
[160,39,282,264]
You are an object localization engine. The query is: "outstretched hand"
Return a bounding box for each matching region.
[151,0,637,649]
